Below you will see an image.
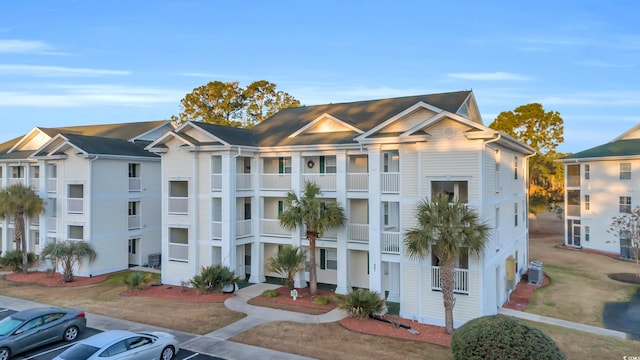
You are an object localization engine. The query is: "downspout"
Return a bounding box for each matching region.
[88,155,100,277]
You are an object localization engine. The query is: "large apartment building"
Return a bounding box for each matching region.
[147,90,534,327]
[0,121,173,276]
[559,124,640,260]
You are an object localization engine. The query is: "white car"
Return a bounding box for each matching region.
[54,330,179,360]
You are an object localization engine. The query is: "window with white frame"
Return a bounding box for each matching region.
[584,164,590,180]
[584,195,590,210]
[68,225,83,241]
[168,181,188,214]
[620,163,631,180]
[128,238,138,254]
[431,180,468,203]
[585,226,590,242]
[620,196,632,213]
[495,149,500,193]
[278,157,291,174]
[320,249,337,270]
[168,227,188,262]
[11,165,23,178]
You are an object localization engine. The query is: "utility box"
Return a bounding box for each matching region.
[148,253,161,268]
[528,261,544,286]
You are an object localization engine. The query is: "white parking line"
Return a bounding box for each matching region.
[182,353,201,360]
[22,342,75,360]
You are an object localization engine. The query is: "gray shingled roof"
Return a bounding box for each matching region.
[561,138,640,160]
[59,133,158,157]
[191,122,257,146]
[249,90,472,147]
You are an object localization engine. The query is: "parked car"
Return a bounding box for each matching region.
[54,330,179,360]
[0,306,86,360]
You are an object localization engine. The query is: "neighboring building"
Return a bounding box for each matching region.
[147,90,534,328]
[558,124,640,260]
[0,121,173,276]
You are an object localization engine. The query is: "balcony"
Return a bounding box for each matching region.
[347,173,369,191]
[319,228,337,241]
[211,174,222,191]
[168,197,188,214]
[382,231,400,254]
[67,198,84,214]
[48,217,57,233]
[566,205,580,217]
[431,266,469,294]
[236,219,253,237]
[567,175,580,187]
[348,223,369,244]
[30,178,40,191]
[261,174,291,190]
[129,177,141,192]
[168,243,188,262]
[381,173,399,193]
[128,215,141,230]
[47,178,57,193]
[9,178,24,186]
[260,219,291,237]
[236,174,253,191]
[212,221,222,239]
[302,173,336,191]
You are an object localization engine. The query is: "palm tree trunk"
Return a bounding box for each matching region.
[308,233,318,296]
[14,211,28,274]
[440,258,456,334]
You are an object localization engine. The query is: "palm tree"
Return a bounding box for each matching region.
[404,193,491,334]
[268,245,307,290]
[40,240,97,282]
[0,183,45,274]
[278,181,346,296]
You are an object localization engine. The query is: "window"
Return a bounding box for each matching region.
[585,226,590,242]
[11,166,23,178]
[495,207,500,229]
[277,200,284,215]
[278,157,291,174]
[495,150,500,193]
[101,340,128,356]
[431,180,468,203]
[169,227,189,262]
[168,181,188,214]
[584,164,590,180]
[128,201,141,229]
[584,195,590,210]
[68,184,84,214]
[127,336,152,349]
[514,156,518,180]
[382,151,399,172]
[620,196,632,213]
[320,249,337,270]
[128,163,139,178]
[620,163,631,180]
[514,202,518,227]
[128,201,138,215]
[68,225,83,241]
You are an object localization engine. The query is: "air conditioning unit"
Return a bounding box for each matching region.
[527,261,543,286]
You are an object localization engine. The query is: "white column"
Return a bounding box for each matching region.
[249,155,264,283]
[291,152,307,288]
[249,242,265,283]
[220,151,237,272]
[335,150,349,294]
[368,146,383,293]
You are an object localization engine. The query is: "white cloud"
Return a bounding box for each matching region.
[0,84,184,107]
[0,64,130,77]
[447,72,532,81]
[538,91,640,107]
[0,39,63,54]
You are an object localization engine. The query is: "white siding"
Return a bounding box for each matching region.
[400,144,419,198]
[401,263,420,313]
[348,250,369,288]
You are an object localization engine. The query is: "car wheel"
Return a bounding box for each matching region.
[0,347,10,360]
[63,326,79,341]
[160,346,175,360]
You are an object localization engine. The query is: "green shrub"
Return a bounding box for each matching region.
[339,288,386,319]
[122,271,153,291]
[190,264,241,294]
[451,315,566,360]
[0,250,37,272]
[261,289,280,298]
[313,295,331,305]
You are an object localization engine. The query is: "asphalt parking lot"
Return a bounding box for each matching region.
[0,309,224,360]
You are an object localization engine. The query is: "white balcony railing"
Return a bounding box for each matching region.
[9,178,24,186]
[168,197,188,214]
[30,216,39,226]
[236,174,253,191]
[47,178,57,193]
[382,231,400,254]
[30,178,40,191]
[129,177,141,192]
[567,175,580,187]
[260,219,291,237]
[128,215,141,230]
[566,205,580,217]
[236,219,253,237]
[67,198,84,214]
[381,172,399,193]
[48,217,57,233]
[320,228,337,241]
[261,174,291,190]
[169,243,189,262]
[303,174,336,191]
[347,173,369,191]
[431,266,470,294]
[211,174,222,191]
[348,223,369,244]
[212,221,222,239]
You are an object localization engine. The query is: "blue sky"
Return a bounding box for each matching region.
[1,1,639,153]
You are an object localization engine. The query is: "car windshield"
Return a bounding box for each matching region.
[0,316,23,336]
[57,344,100,360]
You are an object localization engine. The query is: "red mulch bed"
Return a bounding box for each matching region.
[248,286,339,311]
[502,274,551,311]
[5,271,110,287]
[340,316,452,347]
[121,284,234,303]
